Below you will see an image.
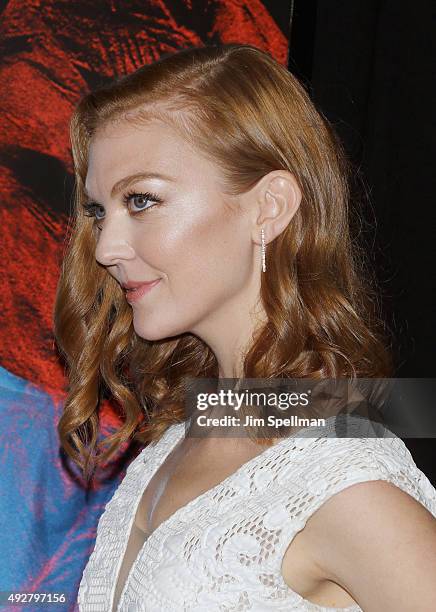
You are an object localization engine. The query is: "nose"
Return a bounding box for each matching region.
[95,218,136,266]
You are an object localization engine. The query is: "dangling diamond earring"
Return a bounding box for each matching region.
[261,227,266,272]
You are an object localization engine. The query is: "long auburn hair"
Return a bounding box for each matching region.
[54,43,393,481]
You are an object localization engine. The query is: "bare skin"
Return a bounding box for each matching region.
[86,117,436,610]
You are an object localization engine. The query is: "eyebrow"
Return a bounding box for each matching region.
[84,171,176,200]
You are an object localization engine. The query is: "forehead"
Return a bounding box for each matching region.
[85,118,219,193]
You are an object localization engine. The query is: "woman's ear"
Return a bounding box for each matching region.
[250,170,302,245]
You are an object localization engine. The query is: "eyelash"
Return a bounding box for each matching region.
[83,190,163,225]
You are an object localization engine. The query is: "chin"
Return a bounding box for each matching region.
[132,317,190,343]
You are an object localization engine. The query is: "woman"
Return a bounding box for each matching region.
[54,44,436,611]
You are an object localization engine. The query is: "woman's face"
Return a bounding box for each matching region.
[85,118,261,345]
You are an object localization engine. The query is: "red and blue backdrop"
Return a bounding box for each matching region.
[0,1,291,610]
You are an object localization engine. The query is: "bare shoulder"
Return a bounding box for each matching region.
[283,479,436,611]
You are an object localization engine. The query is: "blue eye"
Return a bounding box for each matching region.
[82,190,163,225]
[122,190,163,212]
[83,203,105,220]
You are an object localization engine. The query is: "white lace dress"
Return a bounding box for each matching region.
[77,420,436,611]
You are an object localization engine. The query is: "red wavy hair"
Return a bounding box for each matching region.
[54,44,393,481]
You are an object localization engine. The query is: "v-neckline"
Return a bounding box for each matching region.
[111,420,307,612]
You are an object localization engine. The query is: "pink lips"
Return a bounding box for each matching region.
[124,279,161,303]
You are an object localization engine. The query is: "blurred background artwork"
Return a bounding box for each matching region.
[0,1,291,609]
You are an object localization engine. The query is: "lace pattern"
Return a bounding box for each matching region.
[78,421,436,611]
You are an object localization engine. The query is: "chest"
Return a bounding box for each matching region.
[135,436,267,536]
[78,426,333,611]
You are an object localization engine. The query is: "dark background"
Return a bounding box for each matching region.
[287,0,435,481]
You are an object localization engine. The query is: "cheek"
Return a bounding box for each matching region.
[128,207,252,340]
[180,232,253,329]
[170,211,247,281]
[138,206,249,290]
